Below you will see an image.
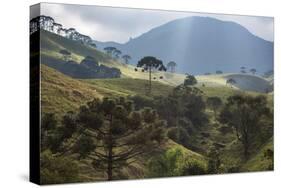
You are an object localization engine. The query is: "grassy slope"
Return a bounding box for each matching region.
[83,78,173,97]
[41,64,102,116]
[40,30,186,86]
[41,64,204,181]
[196,73,272,93]
[41,64,174,116]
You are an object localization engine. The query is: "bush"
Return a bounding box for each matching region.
[218,125,233,134]
[167,127,189,147]
[184,75,197,86]
[146,147,206,178]
[40,150,80,184]
[146,148,184,177]
[182,160,206,175]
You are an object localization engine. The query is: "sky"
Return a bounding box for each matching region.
[36,3,274,43]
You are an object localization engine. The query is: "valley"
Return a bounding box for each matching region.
[33,14,273,184]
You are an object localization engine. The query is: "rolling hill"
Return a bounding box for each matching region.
[41,64,207,181]
[39,30,272,95]
[95,16,273,75]
[39,30,186,86]
[41,53,273,180]
[196,73,273,93]
[41,64,102,116]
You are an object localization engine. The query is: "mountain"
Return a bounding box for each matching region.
[95,16,273,75]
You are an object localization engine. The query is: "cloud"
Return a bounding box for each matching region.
[39,3,274,43]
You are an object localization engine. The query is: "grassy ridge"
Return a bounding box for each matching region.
[83,78,174,97]
[41,64,102,116]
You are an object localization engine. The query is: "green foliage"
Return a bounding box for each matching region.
[146,147,206,177]
[167,127,189,147]
[219,95,272,157]
[137,56,167,94]
[61,111,77,139]
[207,96,223,119]
[40,150,80,184]
[42,113,57,131]
[73,134,96,159]
[182,160,206,175]
[155,86,207,128]
[184,75,197,86]
[65,97,166,180]
[207,147,221,174]
[41,113,61,152]
[264,149,274,170]
[147,148,185,177]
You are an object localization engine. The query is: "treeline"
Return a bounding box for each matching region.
[43,50,121,79]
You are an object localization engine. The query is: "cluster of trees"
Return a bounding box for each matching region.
[41,85,272,183]
[184,74,197,86]
[52,53,121,78]
[41,97,166,183]
[204,67,257,75]
[240,66,257,75]
[103,46,131,65]
[147,147,206,177]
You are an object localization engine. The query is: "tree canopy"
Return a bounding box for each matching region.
[219,95,272,157]
[137,56,167,94]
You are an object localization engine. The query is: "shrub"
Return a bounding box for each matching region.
[40,150,80,184]
[146,147,206,178]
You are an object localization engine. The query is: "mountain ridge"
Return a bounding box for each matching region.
[95,16,273,75]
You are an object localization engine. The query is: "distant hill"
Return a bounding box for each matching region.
[196,73,273,93]
[95,16,273,75]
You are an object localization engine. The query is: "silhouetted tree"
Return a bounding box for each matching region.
[137,56,167,94]
[250,68,257,75]
[122,54,131,65]
[219,95,271,158]
[184,75,197,86]
[226,78,236,88]
[113,49,122,59]
[240,66,246,74]
[104,47,116,57]
[167,61,177,73]
[216,70,223,74]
